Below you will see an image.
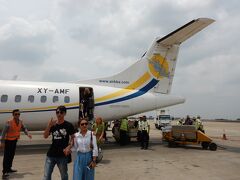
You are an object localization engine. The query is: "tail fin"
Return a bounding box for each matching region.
[79,18,214,94]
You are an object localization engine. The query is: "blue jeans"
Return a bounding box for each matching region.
[43,156,68,180]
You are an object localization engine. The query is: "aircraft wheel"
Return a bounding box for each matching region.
[209,142,217,151]
[201,142,209,150]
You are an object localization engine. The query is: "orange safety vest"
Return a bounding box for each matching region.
[5,119,22,140]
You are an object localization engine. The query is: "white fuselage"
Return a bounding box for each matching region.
[0,80,184,130]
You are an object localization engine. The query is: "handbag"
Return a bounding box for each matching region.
[96,148,103,163]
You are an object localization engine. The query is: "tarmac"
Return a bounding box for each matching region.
[1,120,240,180]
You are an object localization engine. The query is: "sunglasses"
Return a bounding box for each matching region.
[80,122,88,126]
[14,113,20,116]
[56,111,64,114]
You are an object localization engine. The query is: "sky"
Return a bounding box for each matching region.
[0,0,239,120]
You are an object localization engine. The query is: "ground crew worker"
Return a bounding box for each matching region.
[140,116,149,150]
[196,116,205,133]
[137,116,143,142]
[119,118,129,146]
[184,115,193,125]
[0,109,32,179]
[177,118,184,125]
[112,120,121,142]
[192,117,197,128]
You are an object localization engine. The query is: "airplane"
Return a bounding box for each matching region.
[0,18,215,131]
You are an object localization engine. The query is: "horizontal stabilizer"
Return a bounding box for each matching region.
[157,18,215,45]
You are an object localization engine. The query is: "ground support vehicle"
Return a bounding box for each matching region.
[155,114,172,130]
[162,125,217,151]
[112,119,139,143]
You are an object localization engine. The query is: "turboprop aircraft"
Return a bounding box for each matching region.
[0,18,215,130]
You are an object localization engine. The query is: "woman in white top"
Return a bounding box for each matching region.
[72,118,98,180]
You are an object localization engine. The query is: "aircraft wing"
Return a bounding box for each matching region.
[157,18,215,45]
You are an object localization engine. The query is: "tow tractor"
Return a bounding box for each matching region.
[162,125,217,151]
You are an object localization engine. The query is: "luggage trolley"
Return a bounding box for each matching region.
[162,125,217,151]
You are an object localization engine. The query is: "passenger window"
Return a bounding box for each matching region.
[64,96,70,103]
[41,96,47,103]
[1,95,8,102]
[53,96,59,103]
[28,95,34,103]
[15,95,21,103]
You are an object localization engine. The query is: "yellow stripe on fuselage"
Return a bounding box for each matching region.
[95,72,151,103]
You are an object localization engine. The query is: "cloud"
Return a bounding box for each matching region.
[55,0,220,61]
[0,17,56,64]
[173,0,215,9]
[174,54,240,94]
[56,0,164,58]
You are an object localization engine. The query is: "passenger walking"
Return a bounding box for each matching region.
[43,106,75,180]
[73,118,98,180]
[177,118,184,125]
[92,117,104,149]
[119,118,129,146]
[82,88,94,119]
[192,117,197,128]
[0,109,32,179]
[196,116,205,133]
[92,117,104,163]
[140,116,149,150]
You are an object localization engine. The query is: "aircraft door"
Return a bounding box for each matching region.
[79,87,94,121]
